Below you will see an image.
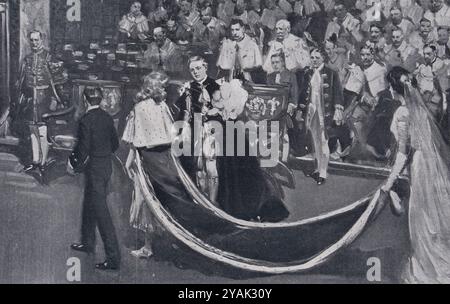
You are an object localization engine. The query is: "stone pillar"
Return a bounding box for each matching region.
[19,0,50,62]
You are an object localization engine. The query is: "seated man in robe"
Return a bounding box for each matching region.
[177,0,201,44]
[216,0,236,27]
[423,0,450,29]
[166,19,192,44]
[437,26,450,60]
[193,6,227,53]
[414,44,448,122]
[409,18,438,56]
[266,52,298,110]
[147,0,169,28]
[118,1,150,42]
[325,0,364,60]
[381,27,421,73]
[260,0,287,32]
[384,6,415,45]
[142,27,181,73]
[263,19,311,74]
[217,18,264,83]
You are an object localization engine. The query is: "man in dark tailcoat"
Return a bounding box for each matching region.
[266,52,299,106]
[68,87,121,271]
[298,48,351,185]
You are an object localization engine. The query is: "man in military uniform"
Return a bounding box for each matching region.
[18,30,67,175]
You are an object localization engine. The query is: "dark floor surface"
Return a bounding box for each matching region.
[0,151,409,284]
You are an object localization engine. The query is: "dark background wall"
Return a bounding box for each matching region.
[50,0,150,51]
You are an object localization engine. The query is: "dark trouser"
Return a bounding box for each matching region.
[328,124,352,153]
[81,157,120,265]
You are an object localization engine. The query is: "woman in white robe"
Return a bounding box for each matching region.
[122,72,174,259]
[382,66,450,283]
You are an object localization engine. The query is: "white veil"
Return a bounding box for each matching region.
[402,84,450,283]
[405,85,450,169]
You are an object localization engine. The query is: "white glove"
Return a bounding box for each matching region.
[181,121,192,146]
[66,159,75,176]
[287,103,297,116]
[333,105,345,125]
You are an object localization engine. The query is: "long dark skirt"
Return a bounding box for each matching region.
[366,99,401,156]
[142,146,288,225]
[177,117,290,222]
[140,147,224,233]
[217,155,289,222]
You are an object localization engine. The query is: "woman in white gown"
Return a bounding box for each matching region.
[382,66,450,283]
[122,71,175,259]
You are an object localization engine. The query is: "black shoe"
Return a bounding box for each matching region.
[70,243,93,253]
[306,171,319,179]
[95,261,119,271]
[23,163,39,173]
[41,158,56,170]
[316,177,326,185]
[38,164,49,176]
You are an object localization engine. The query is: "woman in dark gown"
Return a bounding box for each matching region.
[174,56,289,222]
[216,154,289,222]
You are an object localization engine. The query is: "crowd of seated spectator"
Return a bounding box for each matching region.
[120,0,450,166]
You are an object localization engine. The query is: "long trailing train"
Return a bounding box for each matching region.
[0,12,406,272]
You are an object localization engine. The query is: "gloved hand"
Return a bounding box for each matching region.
[333,105,345,126]
[287,103,297,116]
